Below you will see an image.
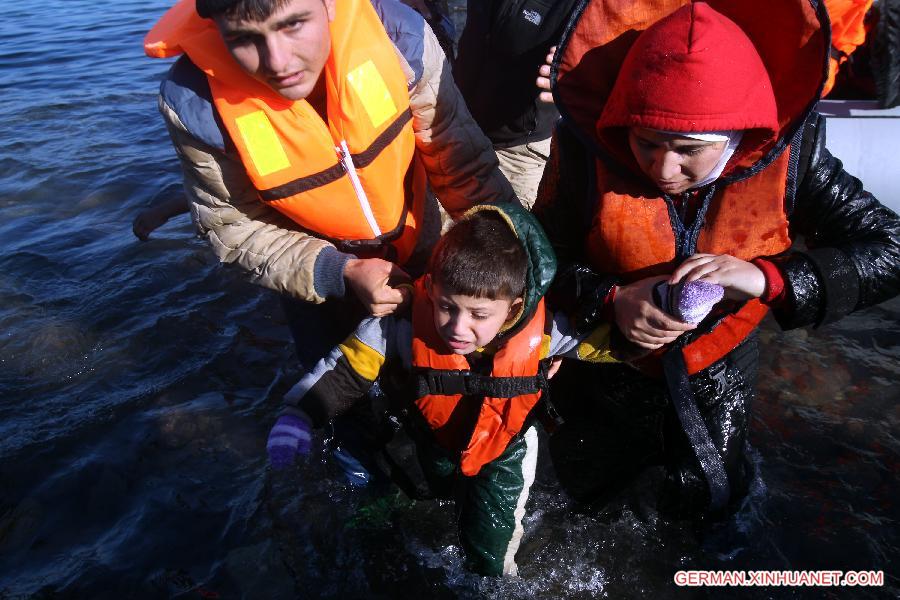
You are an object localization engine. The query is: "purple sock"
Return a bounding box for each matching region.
[654,280,724,324]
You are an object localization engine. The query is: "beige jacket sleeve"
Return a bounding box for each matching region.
[159,97,349,304]
[409,25,517,217]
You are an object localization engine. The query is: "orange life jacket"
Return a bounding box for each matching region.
[822,0,874,97]
[144,0,426,262]
[552,0,827,377]
[410,280,546,476]
[586,150,793,375]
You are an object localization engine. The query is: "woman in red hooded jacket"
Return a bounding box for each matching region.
[533,0,900,515]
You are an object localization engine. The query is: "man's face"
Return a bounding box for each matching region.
[628,127,727,195]
[215,0,335,100]
[427,279,522,355]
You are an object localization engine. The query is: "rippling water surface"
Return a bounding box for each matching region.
[0,2,898,598]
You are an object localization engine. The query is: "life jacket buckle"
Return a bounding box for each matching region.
[424,369,472,396]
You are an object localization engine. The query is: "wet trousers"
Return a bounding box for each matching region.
[417,425,539,576]
[548,335,759,516]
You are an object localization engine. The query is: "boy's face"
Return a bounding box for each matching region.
[215,0,335,101]
[427,279,523,355]
[628,127,727,195]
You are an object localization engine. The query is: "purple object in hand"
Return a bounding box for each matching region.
[655,280,725,324]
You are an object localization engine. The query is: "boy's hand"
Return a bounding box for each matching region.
[670,253,765,300]
[267,414,313,470]
[546,356,563,379]
[614,276,696,349]
[344,258,413,317]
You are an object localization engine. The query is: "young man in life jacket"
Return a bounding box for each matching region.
[264,203,623,576]
[144,0,517,365]
[533,0,900,515]
[144,0,519,482]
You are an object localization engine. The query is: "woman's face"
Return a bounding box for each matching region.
[628,128,727,194]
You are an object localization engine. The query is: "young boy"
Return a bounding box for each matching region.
[265,202,619,577]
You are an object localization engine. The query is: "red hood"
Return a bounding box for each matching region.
[553,0,829,178]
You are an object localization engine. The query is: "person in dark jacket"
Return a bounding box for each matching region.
[532,0,900,516]
[453,0,578,207]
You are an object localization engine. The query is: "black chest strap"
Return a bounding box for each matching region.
[413,367,547,399]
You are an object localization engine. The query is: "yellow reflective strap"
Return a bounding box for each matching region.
[346,60,397,129]
[234,110,291,177]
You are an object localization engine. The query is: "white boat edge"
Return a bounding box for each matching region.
[819,99,900,215]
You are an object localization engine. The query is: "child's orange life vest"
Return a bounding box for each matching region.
[410,280,546,476]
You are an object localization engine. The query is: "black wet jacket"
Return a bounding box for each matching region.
[534,111,900,335]
[872,0,900,108]
[453,0,578,148]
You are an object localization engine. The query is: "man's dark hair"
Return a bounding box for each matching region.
[197,0,293,20]
[428,210,527,301]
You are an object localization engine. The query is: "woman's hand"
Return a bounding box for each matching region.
[670,253,765,300]
[614,276,696,349]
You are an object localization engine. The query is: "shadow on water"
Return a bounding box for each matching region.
[0,1,897,598]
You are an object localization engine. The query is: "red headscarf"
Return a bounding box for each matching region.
[597,3,778,141]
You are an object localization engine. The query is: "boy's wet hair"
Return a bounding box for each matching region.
[428,210,527,301]
[197,0,293,20]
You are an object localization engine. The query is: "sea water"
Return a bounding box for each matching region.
[0,1,897,597]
